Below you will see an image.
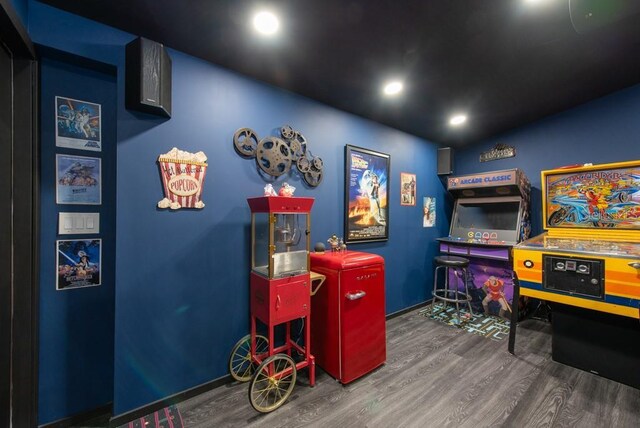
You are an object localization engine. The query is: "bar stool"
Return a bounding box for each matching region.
[431,255,473,323]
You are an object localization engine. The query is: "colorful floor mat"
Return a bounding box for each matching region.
[420,304,511,341]
[117,405,183,428]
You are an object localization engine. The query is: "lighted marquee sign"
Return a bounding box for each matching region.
[157,147,208,210]
[448,171,517,190]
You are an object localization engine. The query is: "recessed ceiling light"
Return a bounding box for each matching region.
[449,114,467,126]
[253,11,279,35]
[383,81,403,96]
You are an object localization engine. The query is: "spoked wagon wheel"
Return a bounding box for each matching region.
[228,334,269,382]
[249,354,297,413]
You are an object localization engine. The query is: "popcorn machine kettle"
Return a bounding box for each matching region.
[228,196,324,413]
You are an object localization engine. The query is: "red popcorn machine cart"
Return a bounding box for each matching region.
[228,196,326,413]
[310,251,386,384]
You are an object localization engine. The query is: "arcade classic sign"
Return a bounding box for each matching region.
[479,143,516,163]
[447,170,517,190]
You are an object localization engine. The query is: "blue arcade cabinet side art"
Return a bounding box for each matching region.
[438,169,531,319]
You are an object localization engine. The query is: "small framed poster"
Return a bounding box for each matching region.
[423,197,436,227]
[344,145,390,243]
[56,239,101,290]
[55,96,102,151]
[56,154,101,205]
[400,172,416,206]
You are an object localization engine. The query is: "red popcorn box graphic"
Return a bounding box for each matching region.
[158,157,207,209]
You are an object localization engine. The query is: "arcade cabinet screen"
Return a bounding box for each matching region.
[454,201,520,231]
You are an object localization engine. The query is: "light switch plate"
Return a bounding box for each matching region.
[58,213,100,235]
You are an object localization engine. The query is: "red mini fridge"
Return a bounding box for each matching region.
[310,251,386,384]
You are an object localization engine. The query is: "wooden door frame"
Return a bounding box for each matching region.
[0,1,39,426]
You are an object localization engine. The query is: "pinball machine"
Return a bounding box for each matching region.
[438,168,531,319]
[511,160,640,388]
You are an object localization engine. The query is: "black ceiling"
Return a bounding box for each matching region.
[39,0,640,146]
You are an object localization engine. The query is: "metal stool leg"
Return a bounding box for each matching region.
[463,267,474,316]
[453,268,461,323]
[443,266,450,310]
[431,265,440,315]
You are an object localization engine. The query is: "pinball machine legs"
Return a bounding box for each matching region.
[508,272,520,355]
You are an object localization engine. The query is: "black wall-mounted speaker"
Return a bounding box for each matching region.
[437,147,454,176]
[125,37,172,117]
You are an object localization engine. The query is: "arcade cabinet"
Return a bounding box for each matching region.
[512,160,640,388]
[439,169,531,319]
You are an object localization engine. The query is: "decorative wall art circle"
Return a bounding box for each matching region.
[233,127,260,158]
[255,137,293,177]
[233,125,324,187]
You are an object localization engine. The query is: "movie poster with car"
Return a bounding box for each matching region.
[56,239,101,290]
[56,154,101,205]
[55,96,102,151]
[344,145,390,243]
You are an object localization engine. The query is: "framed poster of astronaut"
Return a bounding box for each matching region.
[55,96,102,152]
[344,145,390,243]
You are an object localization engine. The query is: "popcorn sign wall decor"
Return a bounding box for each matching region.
[157,147,208,210]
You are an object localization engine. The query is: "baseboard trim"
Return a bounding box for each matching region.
[386,300,430,320]
[39,403,112,428]
[109,374,232,427]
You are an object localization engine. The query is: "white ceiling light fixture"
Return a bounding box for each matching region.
[449,114,467,126]
[383,81,404,96]
[253,11,280,35]
[523,0,552,5]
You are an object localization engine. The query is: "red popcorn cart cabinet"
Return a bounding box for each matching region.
[228,196,326,413]
[310,251,386,384]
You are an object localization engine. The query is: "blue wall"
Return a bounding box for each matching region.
[38,54,117,424]
[455,84,640,236]
[29,1,449,418]
[8,0,28,28]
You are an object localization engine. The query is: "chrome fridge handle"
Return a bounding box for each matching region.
[345,291,366,300]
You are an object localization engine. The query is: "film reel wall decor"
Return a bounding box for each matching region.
[233,125,324,187]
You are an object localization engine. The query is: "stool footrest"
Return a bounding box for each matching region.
[432,289,472,303]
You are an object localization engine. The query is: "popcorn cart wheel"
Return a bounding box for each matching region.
[228,334,269,382]
[248,353,297,413]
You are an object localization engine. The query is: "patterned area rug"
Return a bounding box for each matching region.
[420,304,511,341]
[117,405,184,428]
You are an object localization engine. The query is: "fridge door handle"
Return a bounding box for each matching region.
[345,290,366,300]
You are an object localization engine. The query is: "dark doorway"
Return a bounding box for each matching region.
[0,1,39,426]
[0,39,13,428]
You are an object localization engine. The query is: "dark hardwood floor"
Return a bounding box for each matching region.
[179,309,640,428]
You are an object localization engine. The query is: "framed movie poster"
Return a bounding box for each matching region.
[344,145,390,243]
[400,172,416,206]
[55,96,102,151]
[56,154,101,205]
[56,239,101,290]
